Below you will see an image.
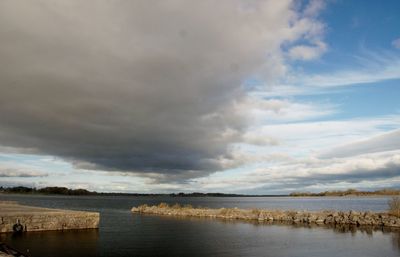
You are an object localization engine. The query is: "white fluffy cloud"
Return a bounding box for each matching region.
[288,41,327,60]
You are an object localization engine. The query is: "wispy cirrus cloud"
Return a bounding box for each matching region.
[255,51,400,97]
[295,51,400,87]
[320,129,400,159]
[392,38,400,49]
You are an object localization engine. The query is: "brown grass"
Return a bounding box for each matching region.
[251,208,261,216]
[286,210,297,217]
[388,196,400,217]
[137,204,148,212]
[172,203,181,209]
[158,202,169,208]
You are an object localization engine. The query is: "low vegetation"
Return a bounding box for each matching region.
[156,203,194,209]
[388,196,400,217]
[158,202,169,208]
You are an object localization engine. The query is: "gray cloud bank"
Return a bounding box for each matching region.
[0,1,322,178]
[0,168,48,178]
[199,150,400,194]
[320,129,400,159]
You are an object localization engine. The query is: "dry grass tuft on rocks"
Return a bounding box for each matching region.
[388,196,400,217]
[158,202,169,208]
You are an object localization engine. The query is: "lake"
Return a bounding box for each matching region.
[0,194,399,257]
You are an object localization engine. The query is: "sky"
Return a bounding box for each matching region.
[0,0,399,194]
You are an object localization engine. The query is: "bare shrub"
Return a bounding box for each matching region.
[388,196,400,217]
[158,202,169,208]
[219,208,228,215]
[172,203,181,209]
[251,208,261,216]
[137,204,148,212]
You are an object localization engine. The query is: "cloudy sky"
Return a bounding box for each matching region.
[0,0,399,194]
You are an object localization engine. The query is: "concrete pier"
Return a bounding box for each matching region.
[0,201,99,233]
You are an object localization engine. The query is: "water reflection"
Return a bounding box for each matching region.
[152,213,400,252]
[1,194,399,257]
[392,231,400,250]
[0,229,99,257]
[1,215,400,257]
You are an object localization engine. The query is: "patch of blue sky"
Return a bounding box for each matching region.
[294,79,400,121]
[292,0,400,74]
[322,0,400,48]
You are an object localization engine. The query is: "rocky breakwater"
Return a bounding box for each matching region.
[131,203,400,228]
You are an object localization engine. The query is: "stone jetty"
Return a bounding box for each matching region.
[0,201,99,233]
[131,203,400,228]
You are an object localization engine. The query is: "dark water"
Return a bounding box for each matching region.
[0,194,399,257]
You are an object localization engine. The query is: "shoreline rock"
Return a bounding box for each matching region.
[131,203,400,228]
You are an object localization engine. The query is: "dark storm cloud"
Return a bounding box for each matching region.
[0,1,301,177]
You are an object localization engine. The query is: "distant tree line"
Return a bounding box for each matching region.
[170,192,243,197]
[0,187,276,197]
[3,186,398,197]
[289,188,400,197]
[0,186,96,195]
[169,192,278,197]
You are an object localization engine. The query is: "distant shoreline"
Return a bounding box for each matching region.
[0,186,285,197]
[289,189,400,197]
[1,186,399,197]
[0,193,397,198]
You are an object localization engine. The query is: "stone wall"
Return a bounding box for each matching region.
[0,212,100,233]
[0,202,100,233]
[131,204,400,228]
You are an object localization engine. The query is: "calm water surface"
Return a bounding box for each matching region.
[0,194,399,257]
